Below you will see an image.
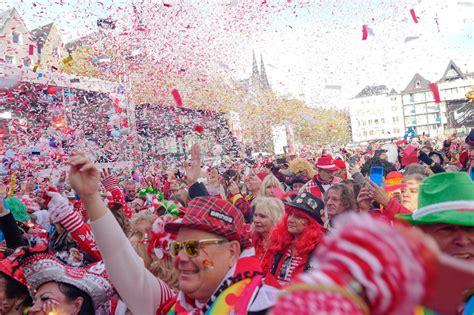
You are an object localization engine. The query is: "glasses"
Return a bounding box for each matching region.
[169,239,228,257]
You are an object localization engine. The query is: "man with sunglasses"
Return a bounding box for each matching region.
[68,149,280,315]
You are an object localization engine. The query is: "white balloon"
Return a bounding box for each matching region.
[0,64,22,90]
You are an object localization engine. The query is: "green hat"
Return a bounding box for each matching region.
[396,172,474,226]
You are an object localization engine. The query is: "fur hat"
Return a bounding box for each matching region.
[21,253,115,308]
[288,158,316,178]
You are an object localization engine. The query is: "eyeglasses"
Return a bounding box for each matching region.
[169,239,228,257]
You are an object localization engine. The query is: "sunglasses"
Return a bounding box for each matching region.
[169,239,228,257]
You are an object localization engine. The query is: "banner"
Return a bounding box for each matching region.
[446,100,474,128]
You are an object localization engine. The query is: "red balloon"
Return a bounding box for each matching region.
[47,86,57,94]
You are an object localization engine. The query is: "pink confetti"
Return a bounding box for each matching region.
[163,3,172,7]
[429,83,441,103]
[410,9,418,23]
[171,89,183,107]
[362,25,368,40]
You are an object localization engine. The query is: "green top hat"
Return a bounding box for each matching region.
[396,172,474,226]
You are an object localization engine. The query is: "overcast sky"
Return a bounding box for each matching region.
[2,0,473,109]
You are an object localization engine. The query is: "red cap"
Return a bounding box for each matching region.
[165,196,251,249]
[315,155,339,171]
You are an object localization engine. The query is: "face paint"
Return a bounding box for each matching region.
[203,259,215,270]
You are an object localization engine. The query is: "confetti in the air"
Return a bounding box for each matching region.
[171,89,183,107]
[410,9,419,23]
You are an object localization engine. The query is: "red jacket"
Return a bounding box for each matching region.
[383,198,412,220]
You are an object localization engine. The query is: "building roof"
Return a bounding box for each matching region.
[0,8,13,29]
[31,22,54,48]
[65,31,107,53]
[388,88,398,96]
[354,85,389,98]
[439,60,466,82]
[0,8,22,33]
[402,73,430,93]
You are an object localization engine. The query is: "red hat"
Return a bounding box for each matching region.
[21,253,115,308]
[333,159,346,169]
[256,172,267,181]
[315,155,339,171]
[0,249,27,287]
[383,171,405,192]
[165,196,251,249]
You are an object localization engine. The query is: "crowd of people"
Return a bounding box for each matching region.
[0,129,472,314]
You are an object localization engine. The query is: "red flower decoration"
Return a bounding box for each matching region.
[194,125,204,133]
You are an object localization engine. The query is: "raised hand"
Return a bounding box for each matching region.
[100,168,118,191]
[356,186,373,211]
[365,179,391,207]
[184,144,202,185]
[46,191,73,224]
[69,152,100,199]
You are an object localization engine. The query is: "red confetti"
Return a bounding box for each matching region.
[194,125,204,133]
[429,83,441,103]
[29,45,34,55]
[362,25,368,40]
[163,3,172,7]
[410,9,418,23]
[171,89,183,107]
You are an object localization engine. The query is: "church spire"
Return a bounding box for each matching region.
[251,50,260,89]
[260,54,271,92]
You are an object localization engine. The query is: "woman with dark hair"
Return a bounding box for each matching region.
[0,266,31,314]
[20,253,115,315]
[262,192,325,285]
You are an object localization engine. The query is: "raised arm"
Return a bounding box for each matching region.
[68,153,173,314]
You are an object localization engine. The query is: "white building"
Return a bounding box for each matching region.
[349,85,405,142]
[401,60,474,136]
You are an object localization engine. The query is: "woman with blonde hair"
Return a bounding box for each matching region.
[259,174,285,197]
[251,196,285,262]
[129,214,179,291]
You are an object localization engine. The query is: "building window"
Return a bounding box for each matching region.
[5,55,14,64]
[409,94,414,103]
[374,119,379,124]
[415,80,421,88]
[381,118,385,123]
[11,32,21,44]
[368,120,372,125]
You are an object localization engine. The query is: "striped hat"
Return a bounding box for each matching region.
[21,253,115,308]
[165,196,251,249]
[396,172,474,226]
[315,155,339,171]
